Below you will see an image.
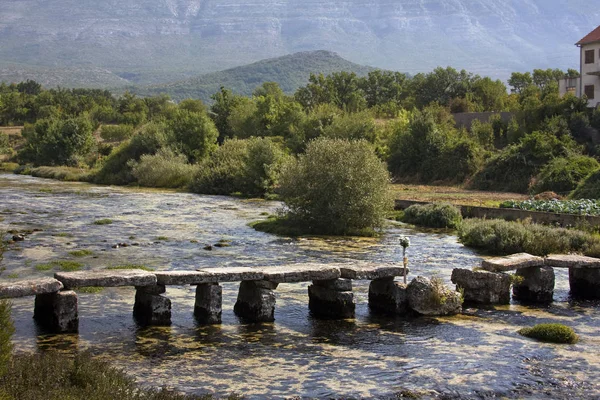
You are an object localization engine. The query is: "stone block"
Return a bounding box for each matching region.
[194,283,222,325]
[313,278,352,292]
[368,278,409,315]
[407,276,462,316]
[513,266,555,303]
[569,268,600,299]
[261,264,340,283]
[234,281,276,322]
[481,253,545,272]
[0,278,63,299]
[156,267,264,285]
[451,268,511,304]
[133,291,171,326]
[308,285,355,319]
[34,290,78,333]
[136,284,166,295]
[55,269,156,289]
[545,254,600,269]
[339,264,407,280]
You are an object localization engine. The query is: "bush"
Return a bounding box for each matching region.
[100,124,134,142]
[518,323,578,344]
[572,168,600,199]
[402,203,463,229]
[0,133,10,155]
[29,166,92,182]
[166,109,219,163]
[276,138,393,235]
[191,137,287,197]
[530,156,599,195]
[0,352,221,400]
[130,148,197,188]
[458,218,600,256]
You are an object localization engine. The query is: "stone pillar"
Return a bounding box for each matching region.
[234,281,277,322]
[569,268,600,299]
[368,277,408,315]
[194,283,222,324]
[451,268,511,305]
[513,266,555,303]
[308,279,355,319]
[34,290,78,333]
[133,285,171,326]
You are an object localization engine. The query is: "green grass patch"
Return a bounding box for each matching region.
[54,261,84,272]
[54,232,73,238]
[249,216,377,237]
[401,203,463,229]
[0,162,19,172]
[458,218,600,256]
[6,273,18,279]
[518,323,578,344]
[156,236,169,241]
[106,265,155,272]
[93,219,113,225]
[35,263,54,272]
[77,287,104,294]
[68,250,94,257]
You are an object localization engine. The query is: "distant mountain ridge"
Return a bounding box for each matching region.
[132,51,375,102]
[0,0,599,85]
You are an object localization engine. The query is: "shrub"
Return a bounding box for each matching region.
[0,300,13,377]
[518,323,578,344]
[191,137,287,197]
[572,168,600,199]
[276,138,393,235]
[130,148,196,188]
[30,166,92,182]
[100,124,134,142]
[93,219,113,225]
[0,133,10,155]
[458,218,600,256]
[402,203,463,229]
[166,109,219,163]
[530,156,599,195]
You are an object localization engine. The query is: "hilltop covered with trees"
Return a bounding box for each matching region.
[1,65,600,202]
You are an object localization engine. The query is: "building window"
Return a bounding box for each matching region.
[585,85,595,99]
[585,49,595,64]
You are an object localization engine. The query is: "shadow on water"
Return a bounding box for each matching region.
[2,174,600,398]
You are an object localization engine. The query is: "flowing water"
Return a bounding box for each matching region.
[1,173,599,399]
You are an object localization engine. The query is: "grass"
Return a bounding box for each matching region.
[68,250,94,257]
[0,162,19,172]
[401,203,463,229]
[29,166,92,182]
[6,273,18,279]
[249,216,377,237]
[106,265,155,272]
[0,352,239,400]
[77,287,104,294]
[390,184,529,208]
[93,219,113,225]
[458,218,600,257]
[35,263,54,272]
[54,233,73,238]
[518,323,578,344]
[156,236,169,241]
[54,261,84,272]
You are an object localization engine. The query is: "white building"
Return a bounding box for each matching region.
[559,25,600,107]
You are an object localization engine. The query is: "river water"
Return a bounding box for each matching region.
[1,173,599,399]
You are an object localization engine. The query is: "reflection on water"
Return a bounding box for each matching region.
[1,173,599,398]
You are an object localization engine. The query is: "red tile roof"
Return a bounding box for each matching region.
[577,26,600,46]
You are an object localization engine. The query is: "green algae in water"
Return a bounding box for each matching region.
[106,265,155,272]
[35,263,54,271]
[156,236,169,241]
[77,287,104,294]
[518,323,579,344]
[68,249,94,257]
[93,219,113,225]
[55,261,84,272]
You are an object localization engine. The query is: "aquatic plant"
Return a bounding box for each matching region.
[106,265,155,272]
[518,323,578,344]
[93,219,113,225]
[401,203,463,229]
[68,250,94,257]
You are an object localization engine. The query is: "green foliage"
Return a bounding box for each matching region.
[29,166,92,182]
[572,169,600,199]
[106,265,155,271]
[518,323,578,344]
[166,108,219,163]
[93,219,113,225]
[458,218,600,256]
[277,138,392,235]
[54,260,84,272]
[129,148,197,188]
[68,249,94,257]
[500,199,600,216]
[402,203,463,229]
[19,115,94,166]
[0,133,10,155]
[530,156,600,195]
[100,124,134,142]
[0,352,226,400]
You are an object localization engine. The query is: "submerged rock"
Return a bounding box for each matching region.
[407,276,462,316]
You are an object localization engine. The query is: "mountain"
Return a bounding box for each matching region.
[132,51,375,102]
[0,1,599,85]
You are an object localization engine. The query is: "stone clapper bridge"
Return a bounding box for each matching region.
[0,263,411,333]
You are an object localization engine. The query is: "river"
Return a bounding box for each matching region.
[1,173,599,399]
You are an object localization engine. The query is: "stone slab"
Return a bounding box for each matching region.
[545,254,600,269]
[55,270,156,289]
[155,267,264,285]
[261,264,340,283]
[481,253,545,272]
[0,278,64,299]
[339,264,407,280]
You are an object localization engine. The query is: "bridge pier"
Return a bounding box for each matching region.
[34,290,78,333]
[194,283,222,324]
[133,285,171,326]
[368,277,408,314]
[513,267,555,303]
[309,279,355,319]
[569,268,600,299]
[234,281,277,322]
